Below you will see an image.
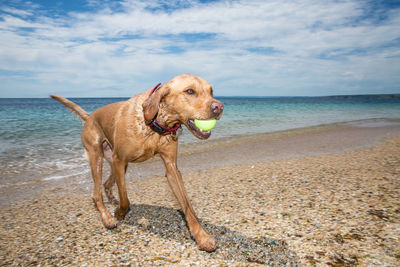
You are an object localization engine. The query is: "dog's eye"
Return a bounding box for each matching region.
[184,89,195,95]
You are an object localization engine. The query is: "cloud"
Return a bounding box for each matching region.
[0,0,399,97]
[1,6,33,17]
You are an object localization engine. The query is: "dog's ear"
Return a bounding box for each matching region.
[142,84,170,123]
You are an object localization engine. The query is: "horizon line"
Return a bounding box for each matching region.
[1,93,400,99]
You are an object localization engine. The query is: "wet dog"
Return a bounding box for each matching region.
[51,74,223,251]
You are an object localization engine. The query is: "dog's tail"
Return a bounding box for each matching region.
[50,95,90,121]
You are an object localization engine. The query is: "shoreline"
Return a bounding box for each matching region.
[1,123,400,265]
[180,117,400,154]
[1,118,400,210]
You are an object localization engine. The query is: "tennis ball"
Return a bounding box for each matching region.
[194,119,217,131]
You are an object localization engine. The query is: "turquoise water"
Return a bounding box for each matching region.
[214,97,400,139]
[1,96,400,185]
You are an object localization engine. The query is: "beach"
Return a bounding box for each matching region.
[2,0,400,264]
[1,122,400,266]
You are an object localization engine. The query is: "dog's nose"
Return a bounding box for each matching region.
[210,101,223,117]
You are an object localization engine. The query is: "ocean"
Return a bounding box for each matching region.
[1,95,400,188]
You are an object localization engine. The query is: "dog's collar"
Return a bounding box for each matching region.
[148,119,181,136]
[147,83,182,136]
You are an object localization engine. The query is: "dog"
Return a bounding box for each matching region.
[51,74,223,252]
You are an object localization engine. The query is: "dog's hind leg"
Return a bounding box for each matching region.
[103,141,119,207]
[104,165,120,207]
[86,147,117,228]
[82,125,117,229]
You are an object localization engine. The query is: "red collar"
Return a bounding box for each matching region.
[146,83,181,136]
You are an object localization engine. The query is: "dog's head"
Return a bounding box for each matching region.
[142,74,223,140]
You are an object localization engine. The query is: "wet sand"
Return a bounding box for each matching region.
[1,121,400,265]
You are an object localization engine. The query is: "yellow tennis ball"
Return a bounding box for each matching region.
[194,119,217,131]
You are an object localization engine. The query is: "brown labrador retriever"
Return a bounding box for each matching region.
[51,74,223,252]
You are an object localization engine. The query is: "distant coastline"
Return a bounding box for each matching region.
[1,93,400,99]
[218,94,400,99]
[321,94,400,100]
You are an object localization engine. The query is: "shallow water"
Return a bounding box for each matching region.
[1,96,399,186]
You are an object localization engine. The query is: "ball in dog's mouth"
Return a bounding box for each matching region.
[187,119,214,139]
[194,119,216,131]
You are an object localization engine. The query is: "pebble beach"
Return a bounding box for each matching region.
[1,122,400,266]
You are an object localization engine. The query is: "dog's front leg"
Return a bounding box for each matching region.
[113,156,130,220]
[160,148,217,252]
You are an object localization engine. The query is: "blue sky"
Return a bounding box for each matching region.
[0,0,399,97]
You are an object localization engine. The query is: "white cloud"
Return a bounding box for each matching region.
[0,0,399,97]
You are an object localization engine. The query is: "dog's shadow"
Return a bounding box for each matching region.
[122,204,298,265]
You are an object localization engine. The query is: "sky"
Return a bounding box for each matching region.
[0,0,399,97]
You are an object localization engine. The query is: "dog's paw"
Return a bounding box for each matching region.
[197,234,217,252]
[102,216,118,229]
[115,207,129,220]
